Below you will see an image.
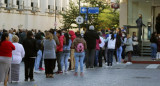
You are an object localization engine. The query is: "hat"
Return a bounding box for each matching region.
[89,25,94,30]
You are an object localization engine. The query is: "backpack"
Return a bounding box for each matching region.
[75,43,84,52]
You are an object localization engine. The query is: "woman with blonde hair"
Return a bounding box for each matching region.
[11,35,25,82]
[43,32,56,78]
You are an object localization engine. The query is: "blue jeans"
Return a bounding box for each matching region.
[94,50,100,66]
[34,50,42,71]
[61,53,70,71]
[74,52,85,73]
[151,43,157,59]
[117,46,123,63]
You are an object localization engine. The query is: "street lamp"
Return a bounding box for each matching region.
[55,0,56,29]
[78,0,80,31]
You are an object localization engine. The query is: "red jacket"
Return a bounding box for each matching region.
[57,35,64,52]
[69,31,76,42]
[0,41,15,57]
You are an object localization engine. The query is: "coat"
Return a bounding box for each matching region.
[125,37,133,52]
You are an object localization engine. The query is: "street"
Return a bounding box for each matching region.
[4,63,160,86]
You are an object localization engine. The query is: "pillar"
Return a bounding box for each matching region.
[12,0,18,8]
[24,0,31,10]
[120,0,128,27]
[40,0,48,13]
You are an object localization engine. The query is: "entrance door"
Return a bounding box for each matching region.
[154,7,160,32]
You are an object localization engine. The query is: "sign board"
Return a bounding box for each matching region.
[81,7,87,14]
[76,16,84,24]
[88,7,99,14]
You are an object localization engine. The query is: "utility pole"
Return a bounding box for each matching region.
[55,0,57,29]
[78,0,80,31]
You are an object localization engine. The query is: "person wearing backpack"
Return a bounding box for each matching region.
[71,34,87,76]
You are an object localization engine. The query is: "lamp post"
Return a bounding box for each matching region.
[78,0,80,31]
[55,0,56,29]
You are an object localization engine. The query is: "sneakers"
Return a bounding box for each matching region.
[39,68,45,71]
[34,70,41,73]
[80,72,84,76]
[74,72,78,76]
[126,62,132,65]
[56,71,63,74]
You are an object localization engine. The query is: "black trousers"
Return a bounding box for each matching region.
[24,58,35,79]
[98,48,103,67]
[44,59,56,75]
[122,46,126,59]
[56,52,62,71]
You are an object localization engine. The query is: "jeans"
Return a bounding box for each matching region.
[94,50,100,66]
[34,50,42,71]
[107,49,114,66]
[151,43,157,59]
[117,46,122,63]
[74,52,85,73]
[61,53,70,71]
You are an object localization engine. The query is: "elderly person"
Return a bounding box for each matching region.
[0,32,15,86]
[43,32,56,78]
[11,35,25,82]
[125,34,133,64]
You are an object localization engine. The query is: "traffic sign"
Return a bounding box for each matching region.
[76,16,84,24]
[80,7,87,14]
[88,7,99,14]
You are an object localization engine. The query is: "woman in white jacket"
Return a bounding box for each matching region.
[11,35,25,82]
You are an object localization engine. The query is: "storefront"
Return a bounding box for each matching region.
[120,0,160,40]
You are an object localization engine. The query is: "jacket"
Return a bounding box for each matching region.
[57,35,64,52]
[107,38,116,49]
[84,30,99,49]
[43,39,56,59]
[71,37,87,52]
[12,43,25,64]
[125,37,133,52]
[23,38,37,58]
[69,31,76,42]
[0,41,15,57]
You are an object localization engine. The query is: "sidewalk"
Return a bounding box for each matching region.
[125,56,160,64]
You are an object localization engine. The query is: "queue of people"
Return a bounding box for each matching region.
[0,26,135,86]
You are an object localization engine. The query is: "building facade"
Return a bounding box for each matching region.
[0,0,77,31]
[120,0,160,40]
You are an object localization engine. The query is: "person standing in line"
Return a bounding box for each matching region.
[61,33,72,73]
[132,32,139,56]
[136,14,146,42]
[94,36,101,67]
[11,35,25,82]
[84,25,99,68]
[34,33,43,73]
[98,32,105,67]
[0,32,15,86]
[23,31,37,81]
[69,31,76,70]
[116,34,123,64]
[71,34,87,76]
[9,30,13,42]
[56,30,66,74]
[121,32,127,62]
[107,33,116,67]
[150,32,158,61]
[125,34,133,64]
[43,32,56,78]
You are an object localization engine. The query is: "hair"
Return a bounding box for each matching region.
[116,34,122,48]
[151,32,157,39]
[111,33,115,40]
[12,35,19,43]
[64,33,69,45]
[27,31,33,38]
[35,33,42,40]
[0,32,9,45]
[76,34,82,38]
[45,32,53,41]
[57,30,62,36]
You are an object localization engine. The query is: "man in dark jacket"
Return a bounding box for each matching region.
[84,25,99,68]
[136,14,146,42]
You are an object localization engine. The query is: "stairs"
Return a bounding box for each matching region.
[140,41,151,56]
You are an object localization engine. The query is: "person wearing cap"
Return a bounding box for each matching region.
[84,25,99,68]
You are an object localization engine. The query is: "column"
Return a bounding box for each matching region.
[24,0,31,10]
[49,0,54,9]
[120,0,128,27]
[0,0,6,7]
[12,0,18,8]
[40,0,48,12]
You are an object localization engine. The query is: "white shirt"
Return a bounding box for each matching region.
[12,43,25,64]
[107,38,116,49]
[99,36,105,48]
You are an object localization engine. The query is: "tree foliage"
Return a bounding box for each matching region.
[60,0,119,30]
